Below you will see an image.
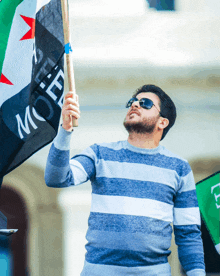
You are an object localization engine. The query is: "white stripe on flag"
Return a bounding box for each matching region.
[0,0,51,107]
[215,243,220,255]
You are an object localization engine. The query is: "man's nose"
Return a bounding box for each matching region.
[131,99,140,108]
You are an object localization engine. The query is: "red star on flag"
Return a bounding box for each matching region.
[20,15,36,41]
[0,74,13,85]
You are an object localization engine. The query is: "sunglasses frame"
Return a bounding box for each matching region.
[126,97,163,117]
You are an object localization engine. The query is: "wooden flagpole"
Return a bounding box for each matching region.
[61,0,78,127]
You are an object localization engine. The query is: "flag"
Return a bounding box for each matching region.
[0,0,65,177]
[196,171,220,254]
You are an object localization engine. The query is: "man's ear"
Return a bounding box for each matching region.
[158,118,169,130]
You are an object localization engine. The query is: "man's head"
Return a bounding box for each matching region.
[123,84,176,140]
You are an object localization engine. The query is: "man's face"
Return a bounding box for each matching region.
[123,92,161,134]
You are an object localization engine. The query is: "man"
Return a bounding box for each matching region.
[45,84,205,276]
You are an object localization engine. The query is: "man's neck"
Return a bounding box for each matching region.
[127,132,160,149]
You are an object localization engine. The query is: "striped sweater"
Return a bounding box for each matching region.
[45,127,205,276]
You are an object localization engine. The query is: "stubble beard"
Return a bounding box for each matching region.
[123,115,159,134]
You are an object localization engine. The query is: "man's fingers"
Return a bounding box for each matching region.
[63,98,79,108]
[64,91,75,100]
[62,103,80,117]
[63,104,80,114]
[63,109,80,119]
[64,92,79,103]
[62,92,80,130]
[63,93,79,111]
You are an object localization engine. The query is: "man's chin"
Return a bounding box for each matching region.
[123,121,155,134]
[124,117,140,124]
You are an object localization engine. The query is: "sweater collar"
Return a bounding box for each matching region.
[125,140,162,155]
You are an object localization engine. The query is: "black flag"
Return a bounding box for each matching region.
[0,0,65,177]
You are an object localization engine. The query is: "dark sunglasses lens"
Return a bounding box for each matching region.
[126,98,136,108]
[140,98,154,109]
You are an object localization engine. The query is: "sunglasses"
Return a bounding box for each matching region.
[126,97,163,116]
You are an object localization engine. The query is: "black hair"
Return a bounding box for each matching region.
[132,84,176,140]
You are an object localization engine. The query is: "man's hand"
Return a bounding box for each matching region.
[62,91,80,131]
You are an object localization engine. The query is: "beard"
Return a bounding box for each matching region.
[123,115,159,134]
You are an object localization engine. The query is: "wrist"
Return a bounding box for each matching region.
[61,124,74,132]
[54,125,72,150]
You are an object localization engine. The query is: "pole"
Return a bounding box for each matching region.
[61,0,78,127]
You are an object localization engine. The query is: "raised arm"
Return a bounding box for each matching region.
[44,92,81,188]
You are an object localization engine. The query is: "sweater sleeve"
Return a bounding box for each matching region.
[44,127,96,188]
[173,163,206,275]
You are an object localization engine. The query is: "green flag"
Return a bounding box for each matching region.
[196,171,220,254]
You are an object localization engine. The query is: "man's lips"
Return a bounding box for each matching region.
[129,109,140,116]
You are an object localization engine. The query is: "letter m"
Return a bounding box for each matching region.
[15,105,38,139]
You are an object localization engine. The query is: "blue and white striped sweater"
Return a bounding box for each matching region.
[45,127,205,276]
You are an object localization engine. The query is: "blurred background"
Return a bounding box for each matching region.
[1,0,220,275]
